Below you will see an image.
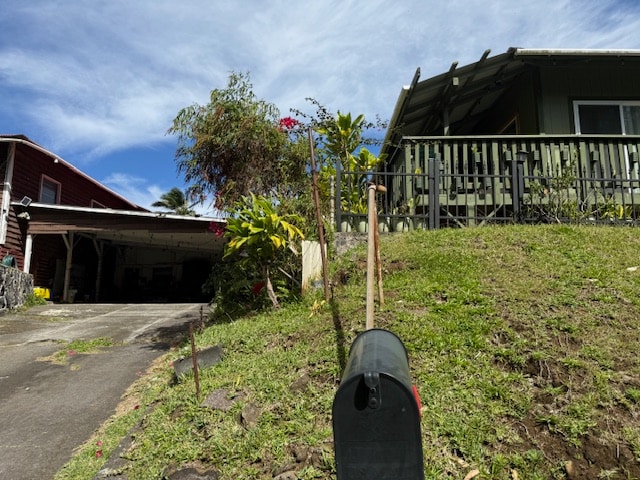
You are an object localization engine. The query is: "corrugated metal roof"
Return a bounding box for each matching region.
[383,47,640,159]
[13,201,227,253]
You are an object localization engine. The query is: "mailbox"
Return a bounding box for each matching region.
[332,328,424,479]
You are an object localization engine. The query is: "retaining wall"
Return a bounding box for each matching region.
[0,265,33,310]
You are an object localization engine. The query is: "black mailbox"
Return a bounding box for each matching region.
[332,328,424,479]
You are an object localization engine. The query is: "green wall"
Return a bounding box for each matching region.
[538,63,640,134]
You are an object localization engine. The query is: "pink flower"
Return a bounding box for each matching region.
[208,222,225,238]
[278,116,299,131]
[96,450,103,458]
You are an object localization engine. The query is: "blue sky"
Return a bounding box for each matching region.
[2,1,640,214]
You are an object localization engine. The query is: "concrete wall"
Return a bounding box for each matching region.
[0,264,33,310]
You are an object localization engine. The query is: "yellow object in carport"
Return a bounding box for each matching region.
[33,287,51,300]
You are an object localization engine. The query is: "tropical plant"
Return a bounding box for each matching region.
[151,187,196,216]
[312,112,386,218]
[168,72,309,212]
[223,194,304,309]
[289,99,388,223]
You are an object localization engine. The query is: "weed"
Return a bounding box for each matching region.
[47,337,115,364]
[626,387,640,404]
[23,293,47,308]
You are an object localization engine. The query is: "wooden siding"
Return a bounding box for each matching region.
[30,234,65,288]
[472,70,539,135]
[11,143,139,209]
[0,139,144,274]
[538,63,640,134]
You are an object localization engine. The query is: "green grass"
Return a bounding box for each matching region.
[46,337,115,364]
[56,225,640,479]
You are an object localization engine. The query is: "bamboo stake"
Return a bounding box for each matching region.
[373,201,384,309]
[366,184,387,330]
[366,184,376,330]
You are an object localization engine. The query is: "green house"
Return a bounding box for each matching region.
[371,48,640,229]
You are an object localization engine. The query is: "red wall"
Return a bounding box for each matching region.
[0,139,144,278]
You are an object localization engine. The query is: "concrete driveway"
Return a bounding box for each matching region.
[0,303,208,480]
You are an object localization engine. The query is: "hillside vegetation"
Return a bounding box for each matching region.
[58,225,640,480]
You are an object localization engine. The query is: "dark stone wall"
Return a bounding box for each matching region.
[0,265,33,310]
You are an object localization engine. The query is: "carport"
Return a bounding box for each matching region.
[14,202,227,302]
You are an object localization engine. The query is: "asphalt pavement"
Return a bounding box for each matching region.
[0,303,208,480]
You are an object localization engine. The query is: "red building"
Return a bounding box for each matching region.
[0,135,225,303]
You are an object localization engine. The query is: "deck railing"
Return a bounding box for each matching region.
[336,134,640,231]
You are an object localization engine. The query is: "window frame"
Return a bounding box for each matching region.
[573,100,640,135]
[39,175,61,204]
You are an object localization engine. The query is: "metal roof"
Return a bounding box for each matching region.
[383,47,640,158]
[14,201,227,254]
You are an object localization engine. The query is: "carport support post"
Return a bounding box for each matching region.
[62,231,74,303]
[23,234,33,273]
[92,238,104,302]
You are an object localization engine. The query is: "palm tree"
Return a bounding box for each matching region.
[152,187,196,216]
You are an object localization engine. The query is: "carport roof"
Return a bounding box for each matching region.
[14,202,227,254]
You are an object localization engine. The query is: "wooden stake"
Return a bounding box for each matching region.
[190,323,201,401]
[366,184,377,330]
[373,209,384,309]
[308,127,330,302]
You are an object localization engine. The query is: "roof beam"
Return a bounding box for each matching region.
[423,49,491,135]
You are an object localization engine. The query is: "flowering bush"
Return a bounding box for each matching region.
[208,221,225,238]
[278,116,299,131]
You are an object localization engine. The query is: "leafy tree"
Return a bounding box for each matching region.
[168,72,309,212]
[223,194,304,309]
[151,187,196,216]
[288,105,387,219]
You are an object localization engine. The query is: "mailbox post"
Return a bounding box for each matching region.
[332,329,424,479]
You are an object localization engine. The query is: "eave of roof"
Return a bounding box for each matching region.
[13,201,224,222]
[515,48,640,57]
[12,202,227,254]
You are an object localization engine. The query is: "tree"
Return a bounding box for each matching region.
[168,72,309,212]
[151,187,197,216]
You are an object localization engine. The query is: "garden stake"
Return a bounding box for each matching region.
[308,127,330,302]
[190,322,201,401]
[374,185,386,308]
[366,183,377,330]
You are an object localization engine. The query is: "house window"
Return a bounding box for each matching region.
[574,101,640,134]
[40,176,60,204]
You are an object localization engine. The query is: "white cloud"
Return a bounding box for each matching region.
[1,0,640,168]
[100,172,215,216]
[100,173,164,210]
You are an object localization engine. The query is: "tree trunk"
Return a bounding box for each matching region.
[265,266,280,309]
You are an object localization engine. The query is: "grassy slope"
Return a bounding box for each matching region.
[57,225,640,480]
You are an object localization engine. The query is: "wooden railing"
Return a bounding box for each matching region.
[336,135,640,231]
